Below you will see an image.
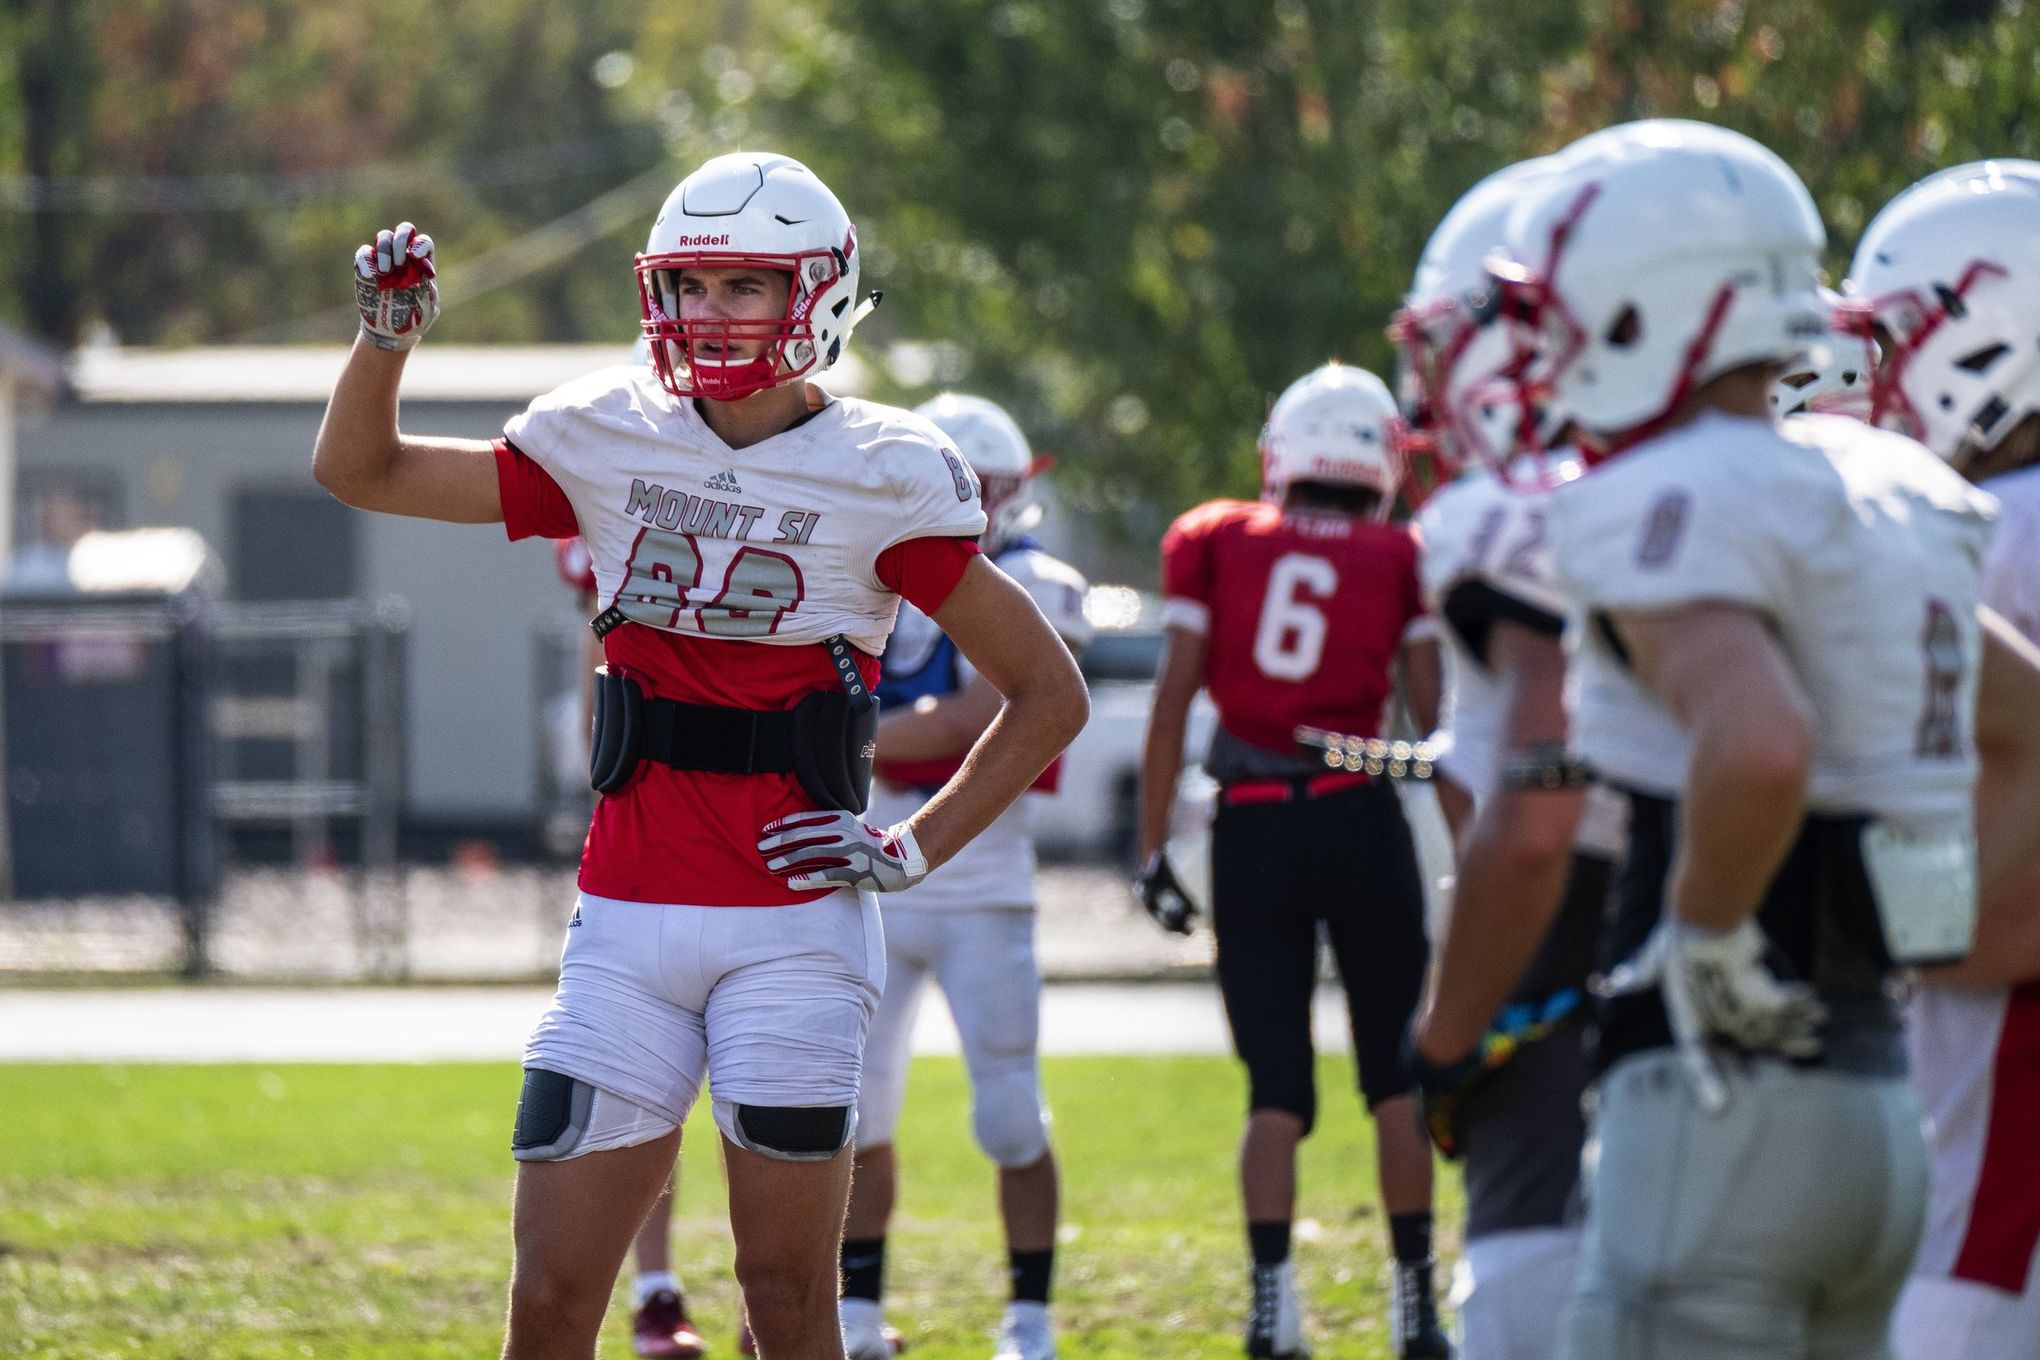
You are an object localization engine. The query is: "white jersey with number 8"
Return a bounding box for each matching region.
[1548,411,1996,830]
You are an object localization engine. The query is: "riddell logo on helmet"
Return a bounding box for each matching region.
[673,234,732,246]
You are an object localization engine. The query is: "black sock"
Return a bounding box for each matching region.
[1388,1212,1433,1265]
[841,1235,887,1301]
[1008,1247,1054,1304]
[1247,1220,1292,1268]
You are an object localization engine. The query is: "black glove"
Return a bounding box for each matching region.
[1404,989,1585,1161]
[1403,1028,1485,1162]
[1133,850,1198,935]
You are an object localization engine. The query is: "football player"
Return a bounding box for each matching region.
[1134,364,1450,1360]
[557,534,707,1360]
[839,394,1092,1360]
[1840,160,2040,1360]
[315,152,1089,1360]
[1394,157,1623,1360]
[1483,119,2040,1356]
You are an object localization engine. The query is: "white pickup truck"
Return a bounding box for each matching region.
[1032,586,1217,866]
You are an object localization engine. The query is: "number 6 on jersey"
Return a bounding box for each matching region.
[1253,552,1338,681]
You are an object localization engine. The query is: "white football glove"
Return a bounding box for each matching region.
[757,811,929,894]
[353,221,440,351]
[1604,917,1827,1114]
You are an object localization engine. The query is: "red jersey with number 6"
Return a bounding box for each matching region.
[1161,498,1428,754]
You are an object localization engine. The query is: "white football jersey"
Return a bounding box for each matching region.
[868,545,1093,910]
[1417,468,1625,855]
[1905,464,2040,1302]
[505,366,988,657]
[1417,469,1567,801]
[1549,411,1997,830]
[1982,463,2040,644]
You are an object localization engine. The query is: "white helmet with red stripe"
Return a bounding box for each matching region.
[1259,363,1402,505]
[913,393,1043,551]
[1840,160,2040,461]
[1392,156,1560,474]
[1770,288,1876,418]
[635,152,870,402]
[1489,119,1828,454]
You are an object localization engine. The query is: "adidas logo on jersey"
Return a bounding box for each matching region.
[704,468,743,494]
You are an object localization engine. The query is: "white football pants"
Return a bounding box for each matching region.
[854,907,1050,1168]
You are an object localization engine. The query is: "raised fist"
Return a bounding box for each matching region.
[353,222,439,351]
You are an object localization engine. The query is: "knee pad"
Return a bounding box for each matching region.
[970,1068,1051,1169]
[714,1098,855,1163]
[511,1068,676,1162]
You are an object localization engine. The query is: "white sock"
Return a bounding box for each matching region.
[632,1270,680,1310]
[841,1295,886,1324]
[1004,1299,1051,1323]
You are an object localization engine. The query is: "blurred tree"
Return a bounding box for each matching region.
[6,0,97,346]
[5,0,2040,536]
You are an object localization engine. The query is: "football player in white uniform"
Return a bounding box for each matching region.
[836,394,1091,1360]
[1482,119,2040,1357]
[1840,160,2040,1360]
[1396,157,1624,1360]
[315,152,1089,1360]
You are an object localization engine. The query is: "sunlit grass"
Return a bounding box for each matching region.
[0,1058,1459,1358]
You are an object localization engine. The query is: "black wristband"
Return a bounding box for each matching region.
[1499,741,1593,790]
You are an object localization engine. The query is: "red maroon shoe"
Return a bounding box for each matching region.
[632,1289,707,1359]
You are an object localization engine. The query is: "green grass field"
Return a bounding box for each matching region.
[0,1057,1462,1358]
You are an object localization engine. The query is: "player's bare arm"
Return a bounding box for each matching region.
[1931,608,2040,987]
[312,222,504,524]
[1394,633,1444,739]
[1413,620,1583,1063]
[1135,624,1208,866]
[1615,602,1815,932]
[875,672,1006,764]
[892,555,1088,871]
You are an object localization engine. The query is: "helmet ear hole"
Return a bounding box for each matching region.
[1955,343,2010,374]
[1605,305,1643,349]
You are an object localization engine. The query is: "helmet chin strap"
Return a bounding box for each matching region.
[848,290,884,332]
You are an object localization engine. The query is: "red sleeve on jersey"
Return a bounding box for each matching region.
[494,438,579,542]
[1161,500,1237,604]
[875,535,981,615]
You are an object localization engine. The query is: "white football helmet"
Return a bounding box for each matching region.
[1769,288,1875,418]
[1391,156,1559,480]
[635,152,872,402]
[1489,119,1828,454]
[1259,363,1403,507]
[1840,161,2040,461]
[913,392,1044,551]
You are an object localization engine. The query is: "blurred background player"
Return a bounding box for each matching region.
[839,394,1092,1360]
[1485,119,2040,1356]
[1842,160,2040,1360]
[1133,363,1450,1360]
[1391,157,1622,1360]
[558,534,707,1360]
[319,151,1088,1360]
